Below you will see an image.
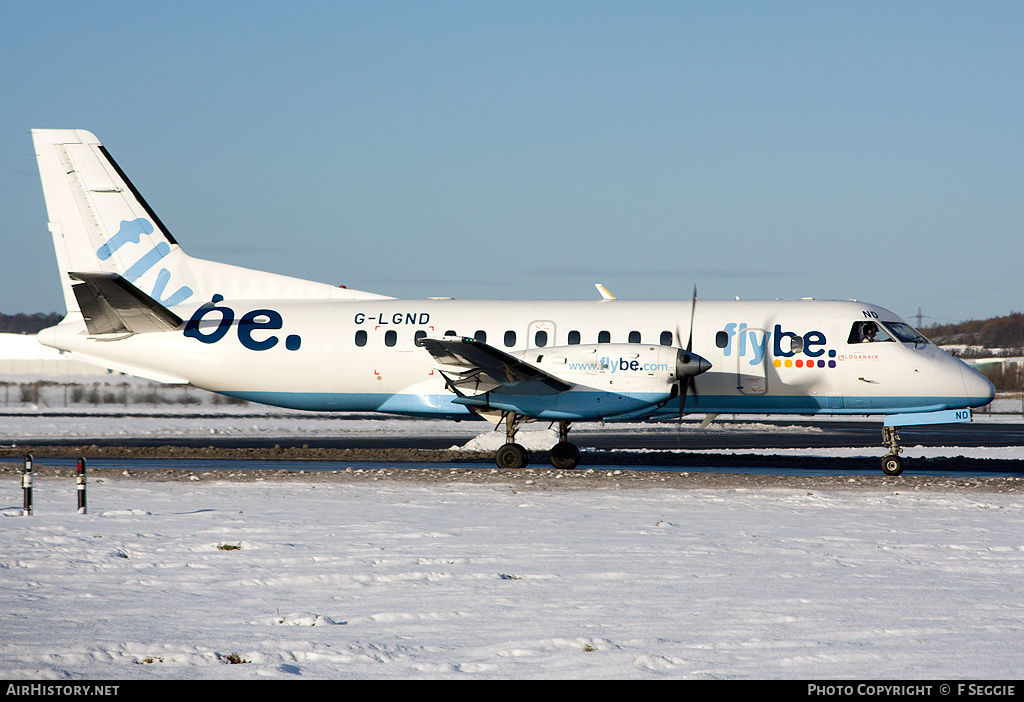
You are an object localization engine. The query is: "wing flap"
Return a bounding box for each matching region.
[70,271,183,335]
[420,337,572,396]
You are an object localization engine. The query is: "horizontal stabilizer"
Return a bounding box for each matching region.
[420,336,573,396]
[70,272,183,335]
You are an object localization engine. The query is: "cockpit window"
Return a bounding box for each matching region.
[848,321,891,344]
[848,320,928,346]
[882,321,928,346]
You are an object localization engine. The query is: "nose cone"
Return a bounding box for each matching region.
[676,350,712,378]
[961,362,995,408]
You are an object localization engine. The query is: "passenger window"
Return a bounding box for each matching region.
[568,330,581,345]
[598,331,611,344]
[474,330,487,343]
[716,331,728,348]
[385,330,397,347]
[535,330,548,347]
[445,330,457,337]
[504,330,516,347]
[628,331,641,344]
[355,330,367,347]
[414,330,427,346]
[660,331,673,346]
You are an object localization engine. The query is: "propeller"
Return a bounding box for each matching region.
[674,286,712,419]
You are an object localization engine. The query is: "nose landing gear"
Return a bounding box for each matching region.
[881,426,905,476]
[878,408,976,477]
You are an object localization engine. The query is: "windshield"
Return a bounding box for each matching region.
[881,321,929,346]
[847,320,930,347]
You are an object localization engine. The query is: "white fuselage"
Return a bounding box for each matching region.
[40,296,994,421]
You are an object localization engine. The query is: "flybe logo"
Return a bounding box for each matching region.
[184,295,302,351]
[97,218,194,306]
[720,323,838,369]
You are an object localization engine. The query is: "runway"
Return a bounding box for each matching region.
[5,413,1021,450]
[3,414,1023,479]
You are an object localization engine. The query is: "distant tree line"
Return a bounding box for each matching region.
[921,312,1024,393]
[922,312,1024,355]
[0,312,62,334]
[978,363,1024,393]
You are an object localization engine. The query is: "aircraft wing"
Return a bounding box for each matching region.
[70,271,183,335]
[419,337,573,396]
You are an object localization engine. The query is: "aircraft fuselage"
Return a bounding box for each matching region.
[40,296,992,420]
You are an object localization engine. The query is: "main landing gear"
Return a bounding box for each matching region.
[495,412,529,469]
[881,425,905,476]
[495,414,581,470]
[550,420,581,470]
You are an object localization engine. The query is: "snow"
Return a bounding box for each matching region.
[0,335,64,360]
[3,476,1024,680]
[3,402,1024,679]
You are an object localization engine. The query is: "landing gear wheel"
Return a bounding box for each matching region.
[881,454,904,476]
[550,441,581,470]
[496,443,529,469]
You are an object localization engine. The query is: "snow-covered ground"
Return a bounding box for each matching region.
[3,476,1024,680]
[3,403,1024,679]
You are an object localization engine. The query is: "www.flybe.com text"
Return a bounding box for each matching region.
[566,357,672,373]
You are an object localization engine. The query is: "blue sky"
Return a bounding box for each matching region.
[2,1,1022,325]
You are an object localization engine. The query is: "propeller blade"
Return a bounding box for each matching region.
[679,376,685,419]
[687,285,697,351]
[676,286,703,423]
[680,375,701,415]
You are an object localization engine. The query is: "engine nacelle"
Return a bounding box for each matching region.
[465,343,713,420]
[512,343,687,390]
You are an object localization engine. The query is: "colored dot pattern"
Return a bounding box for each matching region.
[773,358,838,369]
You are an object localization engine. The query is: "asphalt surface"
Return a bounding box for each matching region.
[4,415,1019,451]
[3,417,1023,480]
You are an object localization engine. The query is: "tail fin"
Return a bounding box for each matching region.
[32,129,389,319]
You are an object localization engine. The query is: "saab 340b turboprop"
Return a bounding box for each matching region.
[31,130,995,475]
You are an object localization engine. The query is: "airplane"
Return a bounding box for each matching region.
[30,129,995,476]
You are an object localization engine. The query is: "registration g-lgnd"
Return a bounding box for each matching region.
[31,130,994,474]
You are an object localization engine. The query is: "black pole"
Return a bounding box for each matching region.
[77,457,87,514]
[22,455,33,516]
